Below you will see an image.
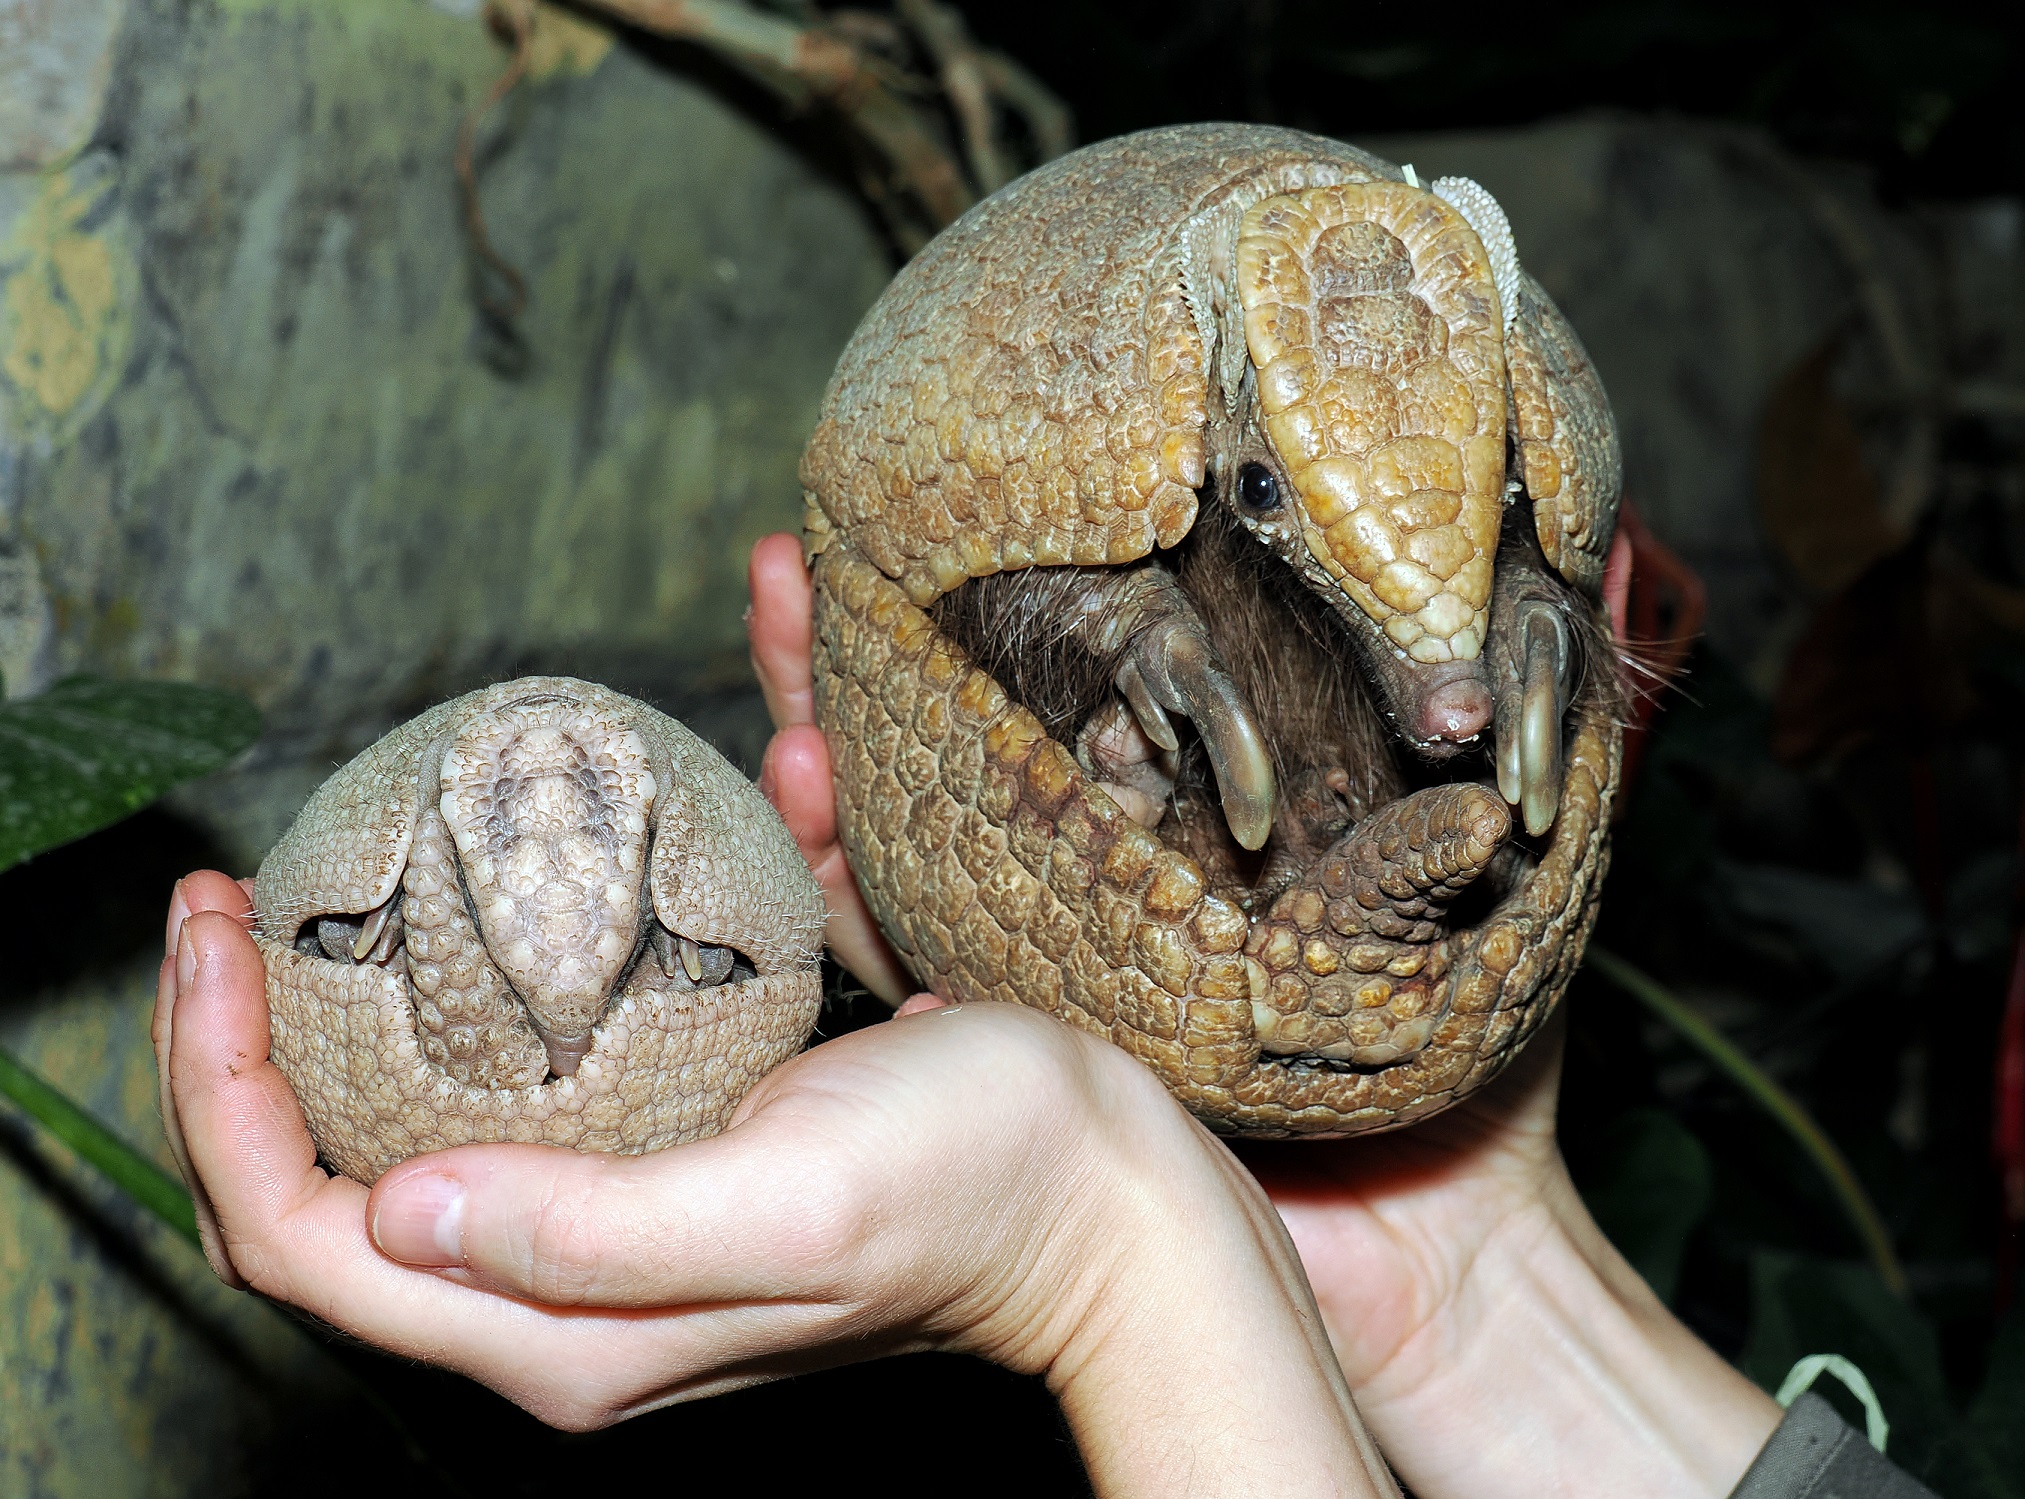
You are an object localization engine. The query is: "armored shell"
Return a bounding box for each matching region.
[803,124,1622,1137]
[252,677,825,1183]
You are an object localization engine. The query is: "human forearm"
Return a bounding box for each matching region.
[1308,1160,1780,1499]
[1044,1111,1399,1498]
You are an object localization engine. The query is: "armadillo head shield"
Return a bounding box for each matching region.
[436,698,657,1077]
[1233,181,1509,669]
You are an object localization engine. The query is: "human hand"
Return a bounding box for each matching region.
[747,533,913,1003]
[747,527,1779,1496]
[1237,1014,1778,1499]
[1239,531,1780,1498]
[157,871,1397,1495]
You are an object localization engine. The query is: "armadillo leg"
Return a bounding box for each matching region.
[1247,783,1511,1065]
[1070,563,1278,851]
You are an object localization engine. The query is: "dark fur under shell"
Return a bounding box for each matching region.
[931,499,1615,926]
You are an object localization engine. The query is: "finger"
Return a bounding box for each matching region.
[894,993,950,1016]
[364,1116,862,1312]
[760,726,912,1004]
[164,868,255,955]
[759,724,837,855]
[169,908,328,1287]
[157,873,260,1284]
[747,532,816,729]
[364,1003,1072,1316]
[1602,527,1632,642]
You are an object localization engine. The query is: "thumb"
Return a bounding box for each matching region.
[364,1128,857,1310]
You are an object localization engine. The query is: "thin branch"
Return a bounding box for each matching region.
[456,0,537,325]
[894,0,1009,193]
[577,0,975,226]
[1585,946,1908,1296]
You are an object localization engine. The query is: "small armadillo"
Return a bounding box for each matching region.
[802,124,1623,1137]
[251,677,825,1183]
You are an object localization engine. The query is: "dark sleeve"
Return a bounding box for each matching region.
[1728,1392,1938,1499]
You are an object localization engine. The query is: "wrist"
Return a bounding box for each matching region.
[1023,1052,1397,1497]
[1353,1156,1780,1499]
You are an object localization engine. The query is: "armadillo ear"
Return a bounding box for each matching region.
[1179,200,1251,425]
[1426,177,1623,597]
[1430,176,1523,339]
[638,705,826,980]
[1505,274,1623,597]
[252,696,468,946]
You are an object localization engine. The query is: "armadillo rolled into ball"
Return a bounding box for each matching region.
[803,123,1624,1137]
[252,677,825,1184]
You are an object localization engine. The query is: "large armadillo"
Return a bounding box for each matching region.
[802,124,1623,1136]
[251,677,825,1182]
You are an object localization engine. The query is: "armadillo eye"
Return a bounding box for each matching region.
[1237,462,1280,514]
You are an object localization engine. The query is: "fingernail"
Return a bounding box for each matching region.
[370,1174,466,1266]
[175,927,197,995]
[166,881,191,959]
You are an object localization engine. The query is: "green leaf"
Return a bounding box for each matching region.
[1578,1108,1712,1305]
[0,675,261,873]
[0,1043,197,1246]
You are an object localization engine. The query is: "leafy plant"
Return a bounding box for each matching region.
[0,675,261,875]
[0,674,257,1241]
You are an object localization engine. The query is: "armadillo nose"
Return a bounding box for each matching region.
[1418,678,1493,743]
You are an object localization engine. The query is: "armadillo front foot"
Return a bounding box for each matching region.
[1071,565,1278,851]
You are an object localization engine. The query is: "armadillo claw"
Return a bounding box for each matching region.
[1117,659,1181,753]
[1126,618,1278,851]
[1493,598,1573,838]
[1520,612,1568,837]
[350,895,400,963]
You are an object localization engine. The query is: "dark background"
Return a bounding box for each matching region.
[958,0,2025,205]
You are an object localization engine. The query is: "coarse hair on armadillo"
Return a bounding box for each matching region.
[929,500,1406,826]
[1491,498,1628,737]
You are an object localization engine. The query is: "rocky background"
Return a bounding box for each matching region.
[3,0,2022,1493]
